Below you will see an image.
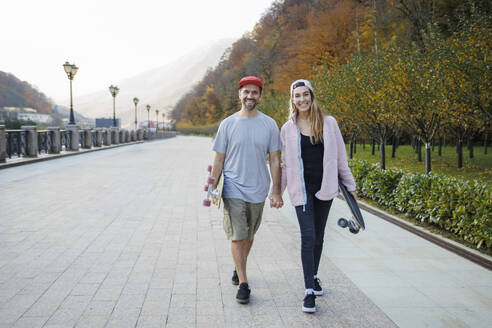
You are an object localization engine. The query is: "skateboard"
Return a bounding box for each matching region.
[203,165,224,208]
[337,181,366,234]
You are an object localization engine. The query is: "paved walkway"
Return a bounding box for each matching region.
[0,136,490,327]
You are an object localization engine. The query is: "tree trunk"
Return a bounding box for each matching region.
[468,137,474,159]
[457,139,463,168]
[425,142,431,174]
[354,140,357,154]
[349,141,353,159]
[417,138,422,162]
[377,141,380,151]
[438,136,442,157]
[391,136,396,158]
[380,137,386,170]
[371,139,375,155]
[431,138,434,151]
[484,133,488,155]
[412,136,416,151]
[363,140,365,150]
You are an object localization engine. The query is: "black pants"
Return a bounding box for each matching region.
[295,192,333,289]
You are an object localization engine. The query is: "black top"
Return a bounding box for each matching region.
[300,134,324,193]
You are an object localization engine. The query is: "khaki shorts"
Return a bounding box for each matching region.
[223,198,265,241]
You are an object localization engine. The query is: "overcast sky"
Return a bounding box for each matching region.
[0,0,274,103]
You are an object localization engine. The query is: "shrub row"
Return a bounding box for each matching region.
[176,122,219,136]
[349,160,492,250]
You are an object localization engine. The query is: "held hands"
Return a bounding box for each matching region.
[269,193,284,208]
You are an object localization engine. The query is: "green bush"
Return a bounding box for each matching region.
[175,122,219,136]
[349,159,492,250]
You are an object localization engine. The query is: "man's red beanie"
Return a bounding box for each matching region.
[238,76,263,89]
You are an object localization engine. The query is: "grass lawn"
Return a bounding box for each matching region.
[346,143,492,186]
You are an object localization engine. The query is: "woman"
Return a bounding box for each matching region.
[279,79,357,313]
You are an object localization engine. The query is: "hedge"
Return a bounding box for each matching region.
[175,122,219,136]
[349,160,492,250]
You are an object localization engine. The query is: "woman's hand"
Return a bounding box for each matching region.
[269,193,284,208]
[350,191,358,201]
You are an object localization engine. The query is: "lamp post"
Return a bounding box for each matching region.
[109,85,119,127]
[146,105,151,128]
[62,61,79,125]
[133,97,139,130]
[155,109,159,131]
[162,112,165,130]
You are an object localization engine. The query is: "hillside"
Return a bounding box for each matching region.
[0,71,52,114]
[171,0,490,128]
[72,39,234,127]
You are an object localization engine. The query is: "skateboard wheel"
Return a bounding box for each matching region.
[204,185,209,191]
[207,177,215,184]
[337,218,348,228]
[203,199,211,207]
[348,220,360,234]
[207,165,212,172]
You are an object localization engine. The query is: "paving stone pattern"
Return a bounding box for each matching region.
[0,136,397,327]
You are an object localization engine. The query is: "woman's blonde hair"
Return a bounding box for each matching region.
[289,89,324,144]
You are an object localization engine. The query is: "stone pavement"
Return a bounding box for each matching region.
[0,136,490,327]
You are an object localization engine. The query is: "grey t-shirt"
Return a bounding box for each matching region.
[213,111,281,203]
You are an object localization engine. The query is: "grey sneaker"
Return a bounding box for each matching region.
[313,278,323,296]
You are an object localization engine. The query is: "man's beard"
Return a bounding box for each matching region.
[243,98,257,111]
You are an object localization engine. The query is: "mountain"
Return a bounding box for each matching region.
[0,71,53,114]
[73,39,234,127]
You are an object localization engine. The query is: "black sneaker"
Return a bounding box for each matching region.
[313,278,323,296]
[302,293,316,313]
[232,269,239,285]
[236,283,250,304]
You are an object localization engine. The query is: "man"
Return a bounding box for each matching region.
[210,76,283,304]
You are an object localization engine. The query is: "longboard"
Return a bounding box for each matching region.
[337,181,366,234]
[203,165,224,208]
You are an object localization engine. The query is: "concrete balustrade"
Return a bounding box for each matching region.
[137,129,144,140]
[21,126,38,157]
[111,127,119,144]
[0,125,6,163]
[0,126,176,166]
[95,128,103,147]
[66,125,80,151]
[83,129,92,149]
[103,128,111,145]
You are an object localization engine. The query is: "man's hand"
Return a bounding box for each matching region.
[269,193,283,208]
[350,191,358,201]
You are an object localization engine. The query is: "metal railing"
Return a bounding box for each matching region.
[6,130,26,158]
[37,130,51,154]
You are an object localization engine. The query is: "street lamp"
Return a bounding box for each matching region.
[133,97,139,130]
[155,109,159,131]
[109,85,119,127]
[146,104,151,128]
[62,61,79,125]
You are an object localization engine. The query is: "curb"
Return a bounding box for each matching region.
[353,198,492,271]
[0,141,144,170]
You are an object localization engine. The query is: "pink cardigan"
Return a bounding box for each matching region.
[279,114,356,206]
